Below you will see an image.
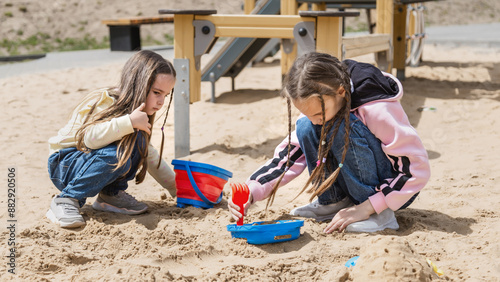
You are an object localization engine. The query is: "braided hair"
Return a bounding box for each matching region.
[266,52,352,207]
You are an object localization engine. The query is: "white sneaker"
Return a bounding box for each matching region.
[290,197,352,221]
[346,208,399,233]
[46,196,86,228]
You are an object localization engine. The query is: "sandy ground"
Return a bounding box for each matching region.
[0,42,499,281]
[1,0,500,281]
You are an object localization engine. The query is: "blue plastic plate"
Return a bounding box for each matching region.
[227,220,304,245]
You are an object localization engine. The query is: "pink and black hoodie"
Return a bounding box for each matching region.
[246,60,431,214]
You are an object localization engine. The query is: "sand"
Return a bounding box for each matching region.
[1,1,500,281]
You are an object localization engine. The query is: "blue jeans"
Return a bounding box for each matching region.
[48,133,144,207]
[296,114,416,208]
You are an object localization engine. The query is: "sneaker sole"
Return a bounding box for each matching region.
[46,209,86,229]
[92,201,147,215]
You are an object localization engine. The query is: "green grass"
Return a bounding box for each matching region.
[56,34,110,52]
[344,21,369,33]
[1,31,175,56]
[164,34,174,45]
[0,33,110,55]
[143,35,161,47]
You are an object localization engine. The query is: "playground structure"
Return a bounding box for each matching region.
[160,0,434,157]
[294,1,430,73]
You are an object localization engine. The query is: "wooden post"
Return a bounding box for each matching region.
[298,3,308,11]
[376,0,393,35]
[280,0,298,77]
[173,14,201,103]
[311,3,326,11]
[407,4,416,63]
[393,3,407,79]
[316,16,342,58]
[375,0,394,73]
[244,0,255,14]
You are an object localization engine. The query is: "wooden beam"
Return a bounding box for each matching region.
[195,15,314,28]
[215,27,295,38]
[343,33,391,48]
[344,42,391,58]
[343,34,391,58]
[102,15,173,26]
[194,15,315,38]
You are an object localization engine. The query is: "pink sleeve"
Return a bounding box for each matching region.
[246,130,307,202]
[356,101,431,213]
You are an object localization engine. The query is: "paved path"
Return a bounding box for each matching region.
[0,46,174,79]
[425,23,500,48]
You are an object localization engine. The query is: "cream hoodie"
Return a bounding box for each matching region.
[48,88,176,197]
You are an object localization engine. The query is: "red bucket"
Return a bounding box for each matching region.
[171,160,233,208]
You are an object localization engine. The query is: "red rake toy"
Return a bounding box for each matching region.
[231,183,249,226]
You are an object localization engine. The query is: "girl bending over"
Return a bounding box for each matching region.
[229,52,430,233]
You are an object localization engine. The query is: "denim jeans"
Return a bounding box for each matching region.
[48,133,144,207]
[296,113,405,207]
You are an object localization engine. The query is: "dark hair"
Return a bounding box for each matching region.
[267,52,352,207]
[76,50,176,184]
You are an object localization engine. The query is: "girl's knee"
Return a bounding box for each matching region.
[87,144,139,179]
[89,146,127,173]
[296,118,316,139]
[98,154,132,176]
[116,158,133,175]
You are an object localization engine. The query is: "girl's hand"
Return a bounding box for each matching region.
[130,103,151,134]
[228,192,253,222]
[323,199,374,233]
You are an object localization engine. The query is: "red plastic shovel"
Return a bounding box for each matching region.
[231,183,249,226]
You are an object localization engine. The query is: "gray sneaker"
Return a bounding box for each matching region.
[290,197,352,221]
[92,190,148,215]
[346,208,399,233]
[46,196,86,228]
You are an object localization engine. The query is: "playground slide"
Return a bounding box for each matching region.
[201,0,280,83]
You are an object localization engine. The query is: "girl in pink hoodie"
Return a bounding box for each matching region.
[228,52,430,233]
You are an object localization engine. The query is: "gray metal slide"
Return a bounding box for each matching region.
[200,0,281,88]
